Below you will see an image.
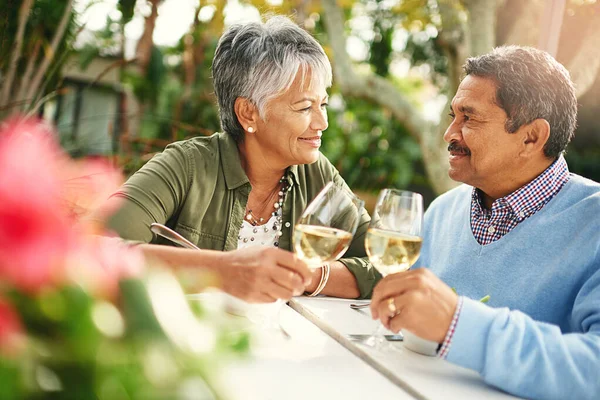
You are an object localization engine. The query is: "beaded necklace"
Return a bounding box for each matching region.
[239,177,291,248]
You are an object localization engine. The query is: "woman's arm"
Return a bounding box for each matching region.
[102,142,191,241]
[304,261,361,298]
[99,141,312,302]
[140,244,312,302]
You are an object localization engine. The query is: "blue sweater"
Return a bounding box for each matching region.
[418,174,600,400]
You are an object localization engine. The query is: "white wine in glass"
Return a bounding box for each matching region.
[363,189,424,349]
[293,225,353,268]
[365,230,423,276]
[293,182,364,270]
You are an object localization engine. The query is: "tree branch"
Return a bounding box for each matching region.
[568,13,600,98]
[422,0,471,193]
[90,57,138,87]
[321,0,460,194]
[320,0,428,141]
[183,3,202,99]
[437,0,468,93]
[463,0,498,56]
[503,0,544,46]
[135,0,160,72]
[24,0,74,109]
[0,0,34,109]
[15,34,41,106]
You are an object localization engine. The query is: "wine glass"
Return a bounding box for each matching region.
[293,181,365,271]
[258,182,363,339]
[363,189,423,349]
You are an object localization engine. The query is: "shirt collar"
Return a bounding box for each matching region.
[503,155,569,219]
[217,132,300,190]
[471,155,570,220]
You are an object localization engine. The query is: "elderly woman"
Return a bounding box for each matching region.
[103,16,378,302]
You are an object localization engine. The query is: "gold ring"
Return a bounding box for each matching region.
[387,297,397,315]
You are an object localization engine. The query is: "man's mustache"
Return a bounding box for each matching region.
[448,141,471,155]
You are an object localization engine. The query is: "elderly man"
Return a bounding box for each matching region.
[367,46,600,400]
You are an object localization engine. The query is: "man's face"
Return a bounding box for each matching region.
[444,75,524,194]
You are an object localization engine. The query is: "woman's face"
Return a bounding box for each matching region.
[253,70,329,167]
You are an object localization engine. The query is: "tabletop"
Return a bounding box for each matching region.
[188,293,521,400]
[289,296,521,400]
[188,294,412,400]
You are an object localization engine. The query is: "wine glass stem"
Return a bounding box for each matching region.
[365,323,389,349]
[274,299,291,339]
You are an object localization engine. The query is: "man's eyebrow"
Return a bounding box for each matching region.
[459,105,480,115]
[450,104,480,116]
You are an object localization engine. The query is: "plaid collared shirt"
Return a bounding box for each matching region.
[438,156,570,359]
[470,156,570,246]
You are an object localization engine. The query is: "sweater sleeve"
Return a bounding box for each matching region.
[446,266,600,400]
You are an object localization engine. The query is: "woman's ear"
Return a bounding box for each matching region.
[234,97,259,133]
[521,118,550,157]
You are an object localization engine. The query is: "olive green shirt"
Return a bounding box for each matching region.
[106,132,380,298]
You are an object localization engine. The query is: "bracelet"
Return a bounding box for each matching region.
[307,263,330,297]
[306,267,325,296]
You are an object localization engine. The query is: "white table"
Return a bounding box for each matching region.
[189,293,521,400]
[220,301,414,400]
[289,297,521,400]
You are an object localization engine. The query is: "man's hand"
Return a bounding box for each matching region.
[218,247,312,303]
[370,268,458,343]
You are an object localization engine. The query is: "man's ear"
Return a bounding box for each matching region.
[234,97,259,133]
[521,118,550,157]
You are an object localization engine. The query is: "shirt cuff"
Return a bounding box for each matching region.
[438,296,464,359]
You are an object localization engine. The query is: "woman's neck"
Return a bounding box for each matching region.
[238,139,286,191]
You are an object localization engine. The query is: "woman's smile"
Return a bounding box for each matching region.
[298,135,322,148]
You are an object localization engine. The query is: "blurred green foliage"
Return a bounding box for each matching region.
[0,274,249,400]
[323,95,425,192]
[13,0,598,191]
[117,0,136,25]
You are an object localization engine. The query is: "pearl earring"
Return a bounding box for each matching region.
[247,127,254,133]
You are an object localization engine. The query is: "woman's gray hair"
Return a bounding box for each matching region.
[464,45,577,158]
[212,16,332,142]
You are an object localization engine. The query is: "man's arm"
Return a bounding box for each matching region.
[447,290,600,400]
[371,268,600,400]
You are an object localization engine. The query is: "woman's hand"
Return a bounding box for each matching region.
[370,268,458,343]
[219,247,312,303]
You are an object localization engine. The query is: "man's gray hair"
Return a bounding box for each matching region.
[212,16,332,142]
[464,45,577,158]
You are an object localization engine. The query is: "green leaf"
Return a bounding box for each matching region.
[0,360,21,398]
[119,279,164,338]
[118,0,136,24]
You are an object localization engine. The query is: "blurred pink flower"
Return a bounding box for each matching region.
[0,118,75,292]
[61,158,124,234]
[0,117,138,294]
[67,236,145,299]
